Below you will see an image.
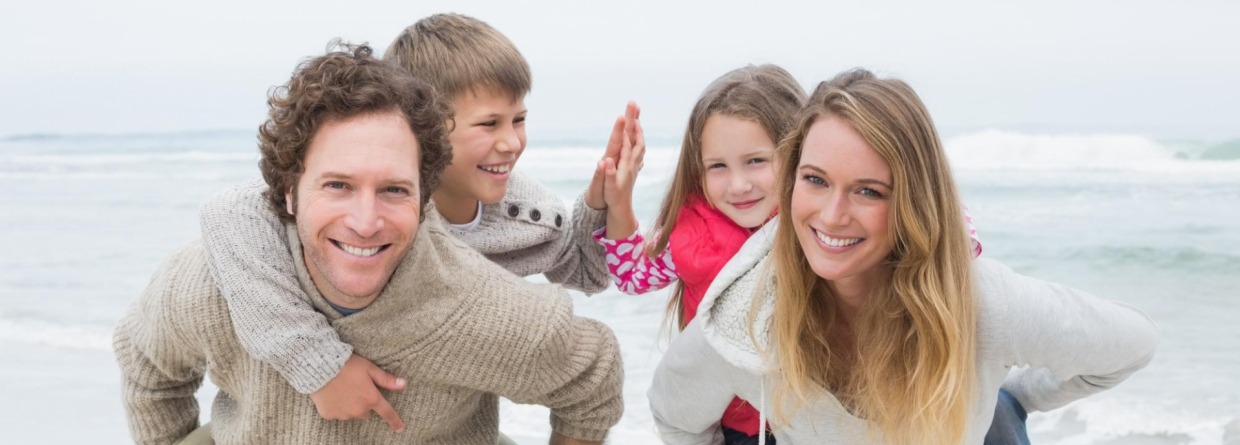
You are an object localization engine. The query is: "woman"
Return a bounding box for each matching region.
[647,69,1159,445]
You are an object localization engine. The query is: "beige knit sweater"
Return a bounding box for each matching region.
[198,171,611,394]
[114,216,624,445]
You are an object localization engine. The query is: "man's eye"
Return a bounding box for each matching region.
[384,186,409,195]
[326,181,347,190]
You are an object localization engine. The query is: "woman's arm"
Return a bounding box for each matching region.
[648,320,742,445]
[977,258,1160,412]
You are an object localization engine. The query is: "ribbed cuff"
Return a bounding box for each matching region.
[551,414,610,443]
[275,341,353,394]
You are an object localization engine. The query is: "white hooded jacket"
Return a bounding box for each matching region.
[647,218,1159,444]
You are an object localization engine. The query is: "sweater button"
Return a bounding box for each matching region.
[555,214,563,228]
[530,209,542,221]
[507,204,520,218]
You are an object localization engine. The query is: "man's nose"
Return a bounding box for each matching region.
[344,193,384,238]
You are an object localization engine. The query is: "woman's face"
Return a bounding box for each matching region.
[790,115,895,292]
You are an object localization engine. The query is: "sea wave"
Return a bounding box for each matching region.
[0,315,113,351]
[945,130,1240,171]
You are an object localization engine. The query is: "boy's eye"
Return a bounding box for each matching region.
[513,116,526,125]
[478,120,497,127]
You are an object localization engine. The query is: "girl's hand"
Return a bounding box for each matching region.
[602,105,644,239]
[585,102,641,210]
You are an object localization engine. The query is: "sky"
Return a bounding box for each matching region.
[2,0,1238,141]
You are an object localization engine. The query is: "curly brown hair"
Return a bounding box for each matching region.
[258,41,453,223]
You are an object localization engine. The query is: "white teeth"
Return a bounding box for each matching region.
[339,242,380,257]
[815,230,862,248]
[479,164,511,174]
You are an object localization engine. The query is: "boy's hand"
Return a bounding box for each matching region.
[585,102,641,210]
[309,354,407,433]
[550,432,602,445]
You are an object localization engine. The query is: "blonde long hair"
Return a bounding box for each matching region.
[651,64,805,330]
[764,69,977,444]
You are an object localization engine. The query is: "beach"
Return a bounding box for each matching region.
[1,130,1238,444]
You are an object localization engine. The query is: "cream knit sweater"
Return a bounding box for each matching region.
[115,216,624,445]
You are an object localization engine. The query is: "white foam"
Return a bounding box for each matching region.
[0,315,114,351]
[944,130,1240,172]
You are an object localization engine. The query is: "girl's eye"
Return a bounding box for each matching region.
[748,157,768,165]
[859,187,885,199]
[708,162,727,170]
[801,174,825,186]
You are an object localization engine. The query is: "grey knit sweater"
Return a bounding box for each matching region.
[198,171,610,393]
[115,216,624,445]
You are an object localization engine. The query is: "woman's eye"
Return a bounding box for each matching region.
[801,174,825,186]
[859,187,885,198]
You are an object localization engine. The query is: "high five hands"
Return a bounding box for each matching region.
[585,101,645,240]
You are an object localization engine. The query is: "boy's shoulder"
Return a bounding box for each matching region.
[490,168,569,230]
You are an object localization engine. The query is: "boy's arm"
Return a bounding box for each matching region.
[198,180,350,393]
[114,245,209,445]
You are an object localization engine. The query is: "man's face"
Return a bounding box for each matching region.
[291,111,421,309]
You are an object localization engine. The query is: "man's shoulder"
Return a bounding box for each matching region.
[141,240,230,327]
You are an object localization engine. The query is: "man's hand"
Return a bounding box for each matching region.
[309,354,407,432]
[585,102,641,210]
[550,432,602,445]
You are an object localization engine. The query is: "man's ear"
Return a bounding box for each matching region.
[285,190,295,216]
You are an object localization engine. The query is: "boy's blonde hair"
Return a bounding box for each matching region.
[384,13,531,101]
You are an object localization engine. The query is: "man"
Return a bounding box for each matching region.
[114,43,623,445]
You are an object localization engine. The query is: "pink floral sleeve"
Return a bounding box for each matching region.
[592,227,680,295]
[965,206,983,257]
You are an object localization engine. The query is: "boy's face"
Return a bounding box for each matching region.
[435,89,527,219]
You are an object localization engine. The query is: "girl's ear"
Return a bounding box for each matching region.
[285,190,294,216]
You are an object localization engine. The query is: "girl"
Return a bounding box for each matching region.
[597,65,986,444]
[646,69,1158,444]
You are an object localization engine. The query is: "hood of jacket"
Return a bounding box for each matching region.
[693,216,781,375]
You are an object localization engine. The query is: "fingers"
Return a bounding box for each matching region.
[368,366,407,391]
[604,116,625,160]
[372,397,405,433]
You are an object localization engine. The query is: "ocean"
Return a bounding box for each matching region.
[1,130,1238,444]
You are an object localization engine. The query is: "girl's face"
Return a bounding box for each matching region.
[790,115,894,292]
[700,114,779,229]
